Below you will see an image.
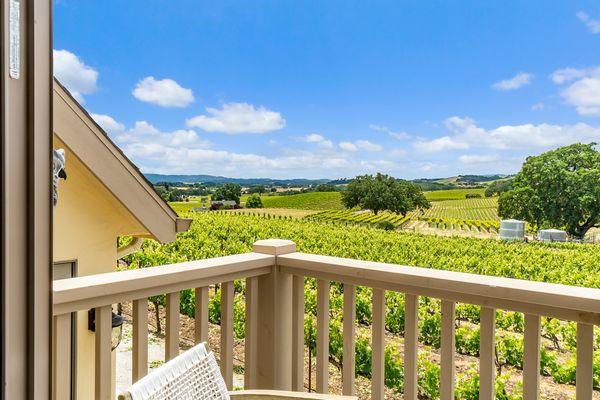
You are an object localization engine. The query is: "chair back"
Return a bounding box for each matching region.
[119,342,230,400]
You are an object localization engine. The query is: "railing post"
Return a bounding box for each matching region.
[523,314,541,400]
[132,298,148,382]
[245,277,259,389]
[253,239,296,390]
[221,281,235,389]
[292,275,305,391]
[342,284,356,396]
[404,294,419,400]
[52,314,72,400]
[94,306,112,400]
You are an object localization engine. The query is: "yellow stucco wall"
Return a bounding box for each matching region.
[53,137,149,400]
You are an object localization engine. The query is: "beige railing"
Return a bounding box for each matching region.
[52,239,600,400]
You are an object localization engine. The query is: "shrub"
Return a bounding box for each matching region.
[376,220,396,231]
[465,193,482,199]
[246,194,263,208]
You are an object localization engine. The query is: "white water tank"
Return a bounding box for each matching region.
[538,229,567,242]
[499,219,525,241]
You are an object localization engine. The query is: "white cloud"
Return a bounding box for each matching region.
[300,133,333,149]
[132,77,194,108]
[369,124,411,139]
[551,67,590,84]
[531,102,545,111]
[113,120,211,151]
[414,136,469,152]
[552,67,600,116]
[420,162,436,172]
[429,116,600,151]
[577,11,600,34]
[186,102,285,134]
[459,154,500,164]
[105,120,365,177]
[339,141,358,152]
[53,49,98,103]
[304,133,325,143]
[355,140,383,152]
[492,72,534,91]
[318,140,334,150]
[91,113,125,135]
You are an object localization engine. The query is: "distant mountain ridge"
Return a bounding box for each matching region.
[145,174,329,186]
[145,173,512,187]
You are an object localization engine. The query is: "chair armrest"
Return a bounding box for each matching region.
[229,390,357,400]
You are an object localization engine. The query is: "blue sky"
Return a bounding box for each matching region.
[54,1,600,179]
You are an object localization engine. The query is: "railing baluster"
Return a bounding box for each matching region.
[372,289,385,400]
[292,275,305,391]
[479,307,496,400]
[576,322,594,400]
[343,284,356,396]
[95,306,112,400]
[221,281,234,389]
[53,313,71,400]
[245,277,259,389]
[165,292,180,361]
[195,286,209,344]
[404,294,419,400]
[523,314,541,400]
[316,279,330,394]
[132,298,148,382]
[440,300,456,400]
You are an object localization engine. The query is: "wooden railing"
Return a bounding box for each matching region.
[52,239,600,400]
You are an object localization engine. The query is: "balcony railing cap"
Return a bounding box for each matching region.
[253,239,297,255]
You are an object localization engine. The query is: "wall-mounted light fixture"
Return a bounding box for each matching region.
[88,308,124,351]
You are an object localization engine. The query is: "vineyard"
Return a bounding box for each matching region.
[423,188,487,201]
[416,217,500,233]
[411,197,499,220]
[305,209,410,228]
[241,192,344,210]
[126,212,600,399]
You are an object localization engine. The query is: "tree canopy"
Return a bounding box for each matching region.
[498,143,600,238]
[484,179,513,197]
[212,183,242,204]
[245,193,263,208]
[341,173,430,216]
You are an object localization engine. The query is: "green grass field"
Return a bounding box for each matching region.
[423,188,486,201]
[171,189,499,225]
[169,201,202,215]
[241,192,344,210]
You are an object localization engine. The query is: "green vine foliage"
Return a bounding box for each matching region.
[125,212,600,397]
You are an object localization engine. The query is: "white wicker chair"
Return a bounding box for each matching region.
[119,343,356,400]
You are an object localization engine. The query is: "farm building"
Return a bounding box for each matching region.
[211,200,238,207]
[52,79,191,399]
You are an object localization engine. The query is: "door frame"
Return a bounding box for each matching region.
[1,1,53,399]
